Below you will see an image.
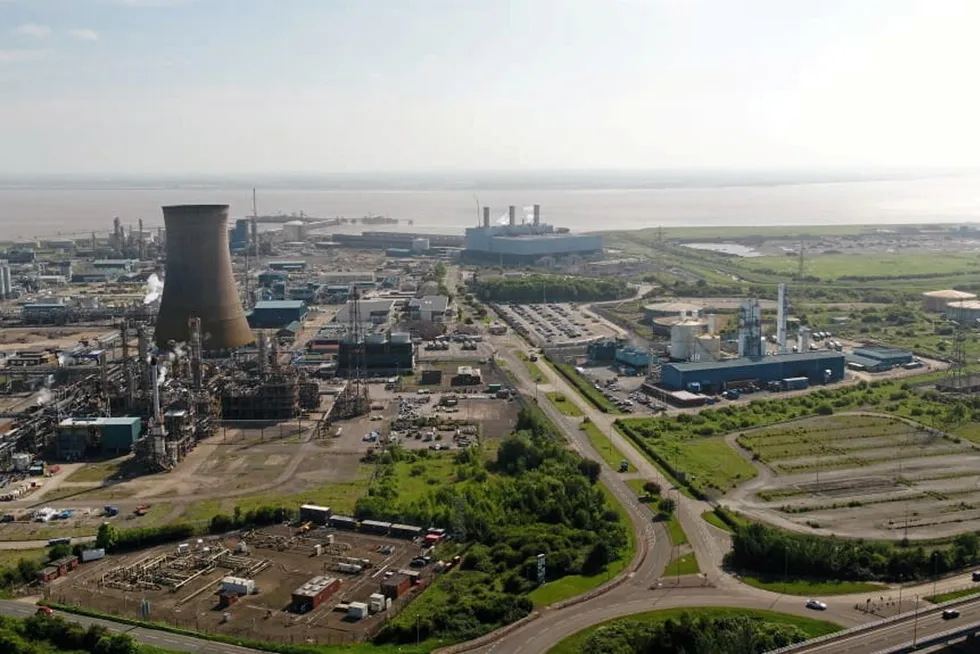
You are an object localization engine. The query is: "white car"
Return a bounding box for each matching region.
[805,599,827,611]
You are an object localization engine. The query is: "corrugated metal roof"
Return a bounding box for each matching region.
[666,352,843,373]
[254,300,306,310]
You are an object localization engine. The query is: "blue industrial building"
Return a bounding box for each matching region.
[660,352,846,393]
[229,219,250,251]
[54,416,142,460]
[464,205,601,264]
[248,300,309,328]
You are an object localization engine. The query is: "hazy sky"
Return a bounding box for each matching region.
[2,0,979,175]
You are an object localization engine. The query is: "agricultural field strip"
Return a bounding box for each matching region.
[774,446,970,474]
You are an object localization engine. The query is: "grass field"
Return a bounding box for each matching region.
[665,552,700,576]
[528,483,637,607]
[925,587,980,604]
[701,509,747,533]
[548,392,584,416]
[390,454,458,502]
[580,421,628,470]
[630,432,757,495]
[548,606,844,654]
[0,547,47,568]
[65,458,127,483]
[738,251,980,281]
[739,575,887,596]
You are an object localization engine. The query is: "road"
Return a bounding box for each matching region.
[471,329,980,654]
[0,599,262,653]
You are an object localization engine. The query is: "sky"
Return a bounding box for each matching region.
[1,0,980,175]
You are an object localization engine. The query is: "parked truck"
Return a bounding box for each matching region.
[780,377,810,392]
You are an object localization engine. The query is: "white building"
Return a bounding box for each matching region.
[408,296,450,323]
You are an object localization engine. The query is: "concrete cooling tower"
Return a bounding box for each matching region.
[155,204,254,350]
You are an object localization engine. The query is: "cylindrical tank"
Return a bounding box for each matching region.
[11,453,31,472]
[155,205,254,350]
[670,320,703,361]
[694,334,721,359]
[283,221,305,242]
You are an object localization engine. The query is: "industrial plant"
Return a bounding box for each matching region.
[464,205,603,264]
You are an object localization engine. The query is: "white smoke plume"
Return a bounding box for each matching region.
[523,206,534,223]
[143,273,164,305]
[496,212,509,226]
[157,363,168,386]
[36,375,55,406]
[57,353,69,367]
[171,343,187,359]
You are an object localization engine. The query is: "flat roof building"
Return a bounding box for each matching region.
[661,352,845,393]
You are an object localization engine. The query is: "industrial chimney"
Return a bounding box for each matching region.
[155,205,254,350]
[508,205,516,226]
[482,207,490,228]
[533,204,541,226]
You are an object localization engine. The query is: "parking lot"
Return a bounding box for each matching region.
[496,303,622,346]
[575,364,665,414]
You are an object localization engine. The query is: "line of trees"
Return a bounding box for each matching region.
[728,522,980,583]
[0,613,139,654]
[373,406,628,644]
[575,612,811,654]
[473,274,630,303]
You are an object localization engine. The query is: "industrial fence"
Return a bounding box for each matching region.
[214,417,324,443]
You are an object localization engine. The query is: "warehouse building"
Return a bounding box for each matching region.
[850,346,914,368]
[464,205,601,264]
[407,295,451,323]
[54,416,142,460]
[923,289,977,312]
[335,298,395,328]
[248,300,309,328]
[291,576,340,613]
[660,352,845,393]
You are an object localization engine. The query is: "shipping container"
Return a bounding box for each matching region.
[334,562,362,574]
[381,574,411,599]
[360,519,392,535]
[220,576,255,596]
[348,601,369,620]
[390,523,423,539]
[299,504,332,525]
[329,515,357,530]
[80,548,105,563]
[781,377,810,391]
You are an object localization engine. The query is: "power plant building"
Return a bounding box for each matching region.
[464,205,602,264]
[336,333,414,375]
[55,416,142,460]
[660,352,846,393]
[248,300,309,328]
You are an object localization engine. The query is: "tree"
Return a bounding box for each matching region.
[95,523,117,551]
[659,497,676,515]
[643,481,662,497]
[47,543,71,561]
[93,633,140,654]
[578,458,601,484]
[582,541,611,576]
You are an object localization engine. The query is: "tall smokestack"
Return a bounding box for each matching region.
[508,205,516,226]
[155,205,254,350]
[482,207,490,228]
[533,204,541,226]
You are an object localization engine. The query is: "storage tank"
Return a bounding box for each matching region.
[670,320,705,361]
[155,205,254,350]
[283,220,306,242]
[694,334,721,360]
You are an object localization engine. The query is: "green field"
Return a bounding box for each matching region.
[528,484,637,607]
[739,575,887,596]
[580,421,629,470]
[739,251,980,281]
[925,586,980,604]
[389,453,458,502]
[0,547,47,568]
[547,606,843,654]
[665,552,700,576]
[701,509,748,533]
[548,392,584,416]
[64,458,128,483]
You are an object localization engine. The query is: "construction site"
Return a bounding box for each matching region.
[48,524,438,645]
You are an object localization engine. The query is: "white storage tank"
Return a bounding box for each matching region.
[283,221,306,242]
[11,453,31,472]
[670,319,705,361]
[348,601,369,620]
[694,334,721,360]
[220,576,255,596]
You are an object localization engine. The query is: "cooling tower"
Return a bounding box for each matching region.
[155,204,254,350]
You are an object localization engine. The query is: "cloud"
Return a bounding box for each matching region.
[68,28,100,41]
[0,49,49,63]
[16,23,52,38]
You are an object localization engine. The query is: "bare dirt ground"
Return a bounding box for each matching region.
[722,413,980,540]
[48,525,437,646]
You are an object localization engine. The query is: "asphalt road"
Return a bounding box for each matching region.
[0,599,263,653]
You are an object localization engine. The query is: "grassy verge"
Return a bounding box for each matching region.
[548,360,621,414]
[580,421,628,470]
[701,509,746,533]
[65,458,127,483]
[739,575,887,596]
[547,392,583,416]
[517,351,546,381]
[43,601,433,654]
[665,552,700,576]
[625,478,648,496]
[613,422,696,499]
[925,587,980,604]
[527,483,637,607]
[548,607,843,654]
[664,514,687,546]
[0,547,47,568]
[230,465,374,516]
